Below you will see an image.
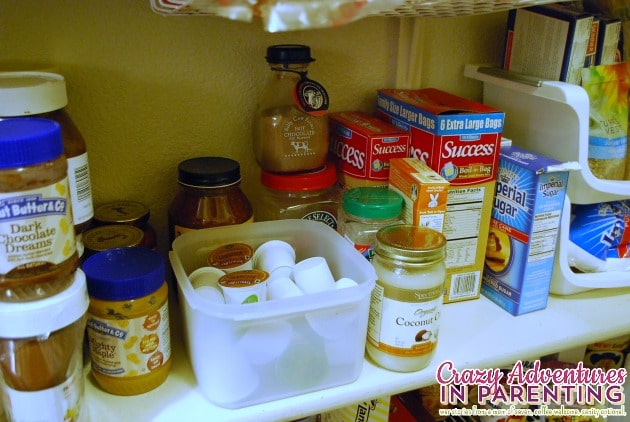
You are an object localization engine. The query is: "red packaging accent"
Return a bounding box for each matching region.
[329,111,410,182]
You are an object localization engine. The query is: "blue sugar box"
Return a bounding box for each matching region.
[481,145,577,316]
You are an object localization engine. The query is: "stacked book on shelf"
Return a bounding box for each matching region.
[502,3,622,86]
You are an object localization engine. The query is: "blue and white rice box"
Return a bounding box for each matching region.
[482,145,576,316]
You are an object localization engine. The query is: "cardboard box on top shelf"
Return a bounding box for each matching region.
[481,145,575,316]
[376,88,504,303]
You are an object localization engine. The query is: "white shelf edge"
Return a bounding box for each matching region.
[85,287,630,421]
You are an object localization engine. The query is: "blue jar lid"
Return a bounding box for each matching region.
[343,187,403,220]
[83,247,165,301]
[0,118,63,169]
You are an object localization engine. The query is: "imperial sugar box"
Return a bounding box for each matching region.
[376,88,504,303]
[482,145,571,316]
[388,158,449,232]
[328,111,409,190]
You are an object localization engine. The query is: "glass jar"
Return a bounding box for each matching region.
[0,118,78,301]
[82,225,146,260]
[168,157,253,244]
[0,71,95,235]
[338,187,403,262]
[255,161,340,230]
[254,44,330,173]
[93,200,157,250]
[83,247,172,396]
[0,269,88,420]
[367,224,446,372]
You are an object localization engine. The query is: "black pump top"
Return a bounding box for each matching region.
[266,44,315,64]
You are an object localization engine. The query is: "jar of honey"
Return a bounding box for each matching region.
[168,157,253,244]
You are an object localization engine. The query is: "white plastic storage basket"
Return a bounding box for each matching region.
[169,219,376,408]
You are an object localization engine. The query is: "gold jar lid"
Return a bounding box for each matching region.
[375,224,446,264]
[83,225,144,254]
[94,200,150,226]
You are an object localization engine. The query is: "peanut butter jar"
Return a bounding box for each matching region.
[83,247,171,395]
[0,269,88,420]
[0,118,78,301]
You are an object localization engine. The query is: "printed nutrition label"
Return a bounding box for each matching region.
[529,210,562,262]
[443,186,485,268]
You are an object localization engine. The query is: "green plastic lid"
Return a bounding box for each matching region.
[343,187,403,220]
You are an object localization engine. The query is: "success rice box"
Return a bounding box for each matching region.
[482,145,571,316]
[329,111,410,189]
[376,88,504,303]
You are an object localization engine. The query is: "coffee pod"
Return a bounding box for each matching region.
[189,266,225,289]
[196,286,225,303]
[218,270,268,304]
[207,243,254,273]
[268,266,293,281]
[335,277,358,289]
[253,240,296,274]
[292,256,336,294]
[267,277,303,300]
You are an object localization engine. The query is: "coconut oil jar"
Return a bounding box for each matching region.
[367,224,446,372]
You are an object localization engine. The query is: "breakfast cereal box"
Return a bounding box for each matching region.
[481,145,572,316]
[376,88,505,303]
[388,158,449,232]
[329,111,410,190]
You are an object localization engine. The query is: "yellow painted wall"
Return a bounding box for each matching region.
[0,0,508,254]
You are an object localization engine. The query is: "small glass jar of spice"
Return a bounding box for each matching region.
[93,200,157,250]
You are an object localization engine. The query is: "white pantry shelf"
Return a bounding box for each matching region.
[85,287,630,421]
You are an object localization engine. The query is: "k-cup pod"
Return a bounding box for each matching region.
[207,242,254,273]
[253,240,296,274]
[189,266,226,290]
[218,270,268,304]
[335,277,358,289]
[236,320,293,365]
[267,277,303,300]
[195,286,225,303]
[268,265,293,281]
[292,256,336,294]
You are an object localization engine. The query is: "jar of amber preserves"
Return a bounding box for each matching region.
[0,71,94,236]
[0,118,78,301]
[253,44,329,173]
[93,200,157,250]
[168,157,253,244]
[83,247,171,395]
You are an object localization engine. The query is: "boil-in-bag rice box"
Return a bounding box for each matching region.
[376,88,504,303]
[482,145,571,316]
[328,111,410,190]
